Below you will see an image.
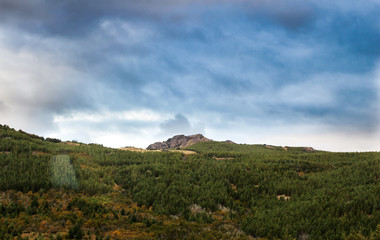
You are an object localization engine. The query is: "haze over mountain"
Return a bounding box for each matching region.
[0,0,379,152]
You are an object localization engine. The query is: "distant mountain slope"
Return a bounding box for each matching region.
[184,141,318,154]
[146,134,211,150]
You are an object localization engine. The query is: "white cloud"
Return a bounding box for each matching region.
[54,109,166,123]
[0,30,91,134]
[49,109,170,148]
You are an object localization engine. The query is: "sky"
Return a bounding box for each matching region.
[0,0,379,152]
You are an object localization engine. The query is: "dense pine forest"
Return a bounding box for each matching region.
[0,124,379,240]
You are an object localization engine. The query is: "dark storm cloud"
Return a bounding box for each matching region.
[241,0,316,30]
[0,0,320,37]
[0,1,114,36]
[0,0,201,37]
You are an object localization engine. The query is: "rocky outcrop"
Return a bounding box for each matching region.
[303,147,316,152]
[147,141,168,150]
[147,134,211,150]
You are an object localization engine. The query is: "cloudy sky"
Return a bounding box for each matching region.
[0,0,379,151]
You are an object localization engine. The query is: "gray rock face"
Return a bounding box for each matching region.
[303,147,316,152]
[147,141,169,150]
[147,134,210,150]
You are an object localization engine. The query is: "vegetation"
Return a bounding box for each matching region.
[0,124,379,239]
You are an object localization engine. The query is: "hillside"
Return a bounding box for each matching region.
[0,124,379,240]
[184,141,319,154]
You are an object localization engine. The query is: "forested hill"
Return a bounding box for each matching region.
[0,124,379,240]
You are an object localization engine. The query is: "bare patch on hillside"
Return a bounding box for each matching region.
[213,157,234,160]
[190,204,205,214]
[171,149,197,155]
[32,151,50,156]
[120,147,197,155]
[61,141,80,146]
[120,147,148,152]
[277,194,291,200]
[298,172,306,177]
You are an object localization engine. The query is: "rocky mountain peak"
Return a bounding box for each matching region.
[147,134,211,150]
